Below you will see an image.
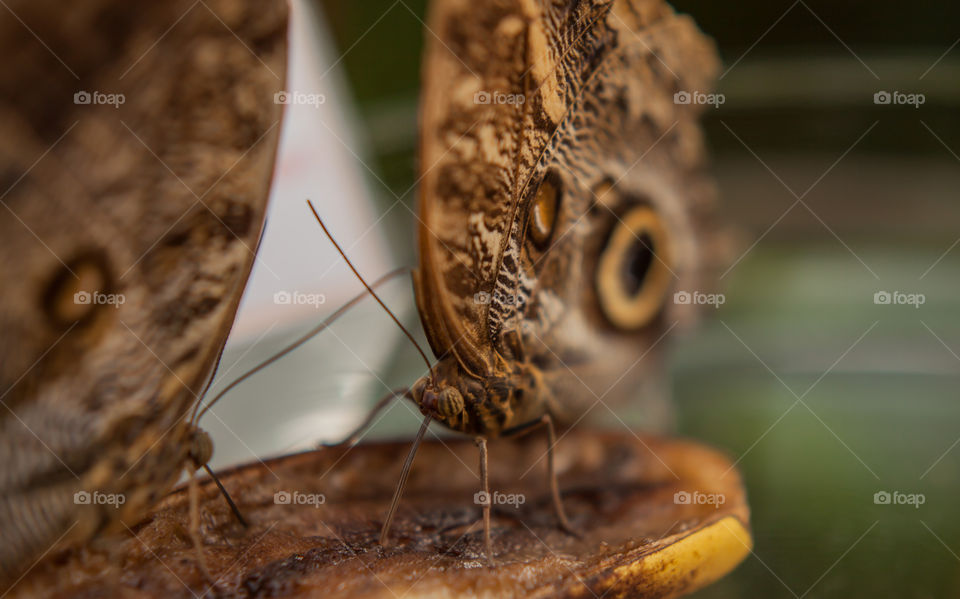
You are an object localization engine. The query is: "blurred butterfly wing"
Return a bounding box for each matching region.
[0,0,287,584]
[517,4,722,417]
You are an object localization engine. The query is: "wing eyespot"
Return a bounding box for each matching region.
[527,170,562,250]
[42,250,117,328]
[595,206,672,330]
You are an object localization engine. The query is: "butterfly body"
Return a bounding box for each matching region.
[410,352,544,436]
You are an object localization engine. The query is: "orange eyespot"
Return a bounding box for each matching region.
[43,252,114,328]
[596,206,672,330]
[528,173,561,248]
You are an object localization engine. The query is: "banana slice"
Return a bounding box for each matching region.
[11,430,751,598]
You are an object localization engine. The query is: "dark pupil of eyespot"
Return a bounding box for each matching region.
[622,233,654,297]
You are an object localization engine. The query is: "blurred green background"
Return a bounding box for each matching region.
[310,1,960,596]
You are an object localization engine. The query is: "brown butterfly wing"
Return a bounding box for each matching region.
[0,0,286,585]
[504,3,723,419]
[417,0,625,377]
[416,0,721,419]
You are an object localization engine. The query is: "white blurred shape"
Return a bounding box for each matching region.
[203,0,402,469]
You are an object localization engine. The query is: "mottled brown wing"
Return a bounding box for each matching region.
[416,0,617,377]
[0,0,286,586]
[415,0,721,410]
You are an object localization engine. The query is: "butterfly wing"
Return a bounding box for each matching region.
[0,0,286,584]
[417,0,721,417]
[417,0,624,376]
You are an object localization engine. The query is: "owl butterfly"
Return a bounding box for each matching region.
[310,0,724,563]
[0,0,286,588]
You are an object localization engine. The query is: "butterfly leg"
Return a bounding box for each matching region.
[501,415,579,537]
[187,469,215,584]
[474,436,495,566]
[202,463,247,527]
[188,427,247,528]
[541,414,579,537]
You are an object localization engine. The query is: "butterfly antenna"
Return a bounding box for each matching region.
[306,199,436,382]
[380,414,431,545]
[193,266,410,423]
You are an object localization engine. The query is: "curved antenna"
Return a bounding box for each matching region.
[306,199,436,383]
[192,266,411,424]
[380,414,432,545]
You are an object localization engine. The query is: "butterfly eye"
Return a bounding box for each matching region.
[596,206,672,330]
[437,387,464,417]
[42,252,115,328]
[527,172,562,248]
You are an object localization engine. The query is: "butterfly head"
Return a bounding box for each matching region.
[186,425,213,470]
[409,360,485,432]
[412,375,464,424]
[420,385,464,420]
[409,358,519,436]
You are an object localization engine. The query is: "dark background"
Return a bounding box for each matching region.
[313,1,960,596]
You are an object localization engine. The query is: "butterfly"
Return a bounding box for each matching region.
[308,0,725,564]
[0,0,286,588]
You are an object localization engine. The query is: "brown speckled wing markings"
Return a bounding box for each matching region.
[416,0,721,415]
[416,0,620,377]
[0,0,286,585]
[515,4,722,416]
